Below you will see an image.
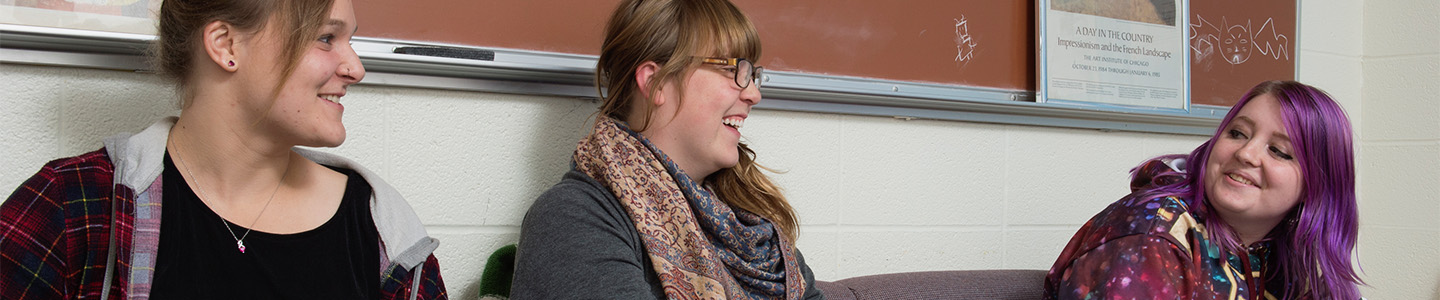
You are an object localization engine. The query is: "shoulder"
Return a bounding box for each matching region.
[9,149,116,201]
[1,149,117,298]
[523,169,636,236]
[5,147,114,200]
[298,149,440,269]
[1045,197,1200,298]
[513,169,659,298]
[527,169,621,218]
[295,149,384,189]
[1062,196,1198,262]
[296,149,405,211]
[1090,196,1193,239]
[40,149,115,177]
[519,168,645,250]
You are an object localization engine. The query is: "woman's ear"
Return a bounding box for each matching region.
[634,61,665,107]
[201,21,240,72]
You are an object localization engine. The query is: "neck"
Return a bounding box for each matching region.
[669,151,715,180]
[621,116,718,179]
[1223,216,1282,247]
[169,100,296,206]
[640,132,716,179]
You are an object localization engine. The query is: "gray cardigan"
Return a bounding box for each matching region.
[511,169,825,299]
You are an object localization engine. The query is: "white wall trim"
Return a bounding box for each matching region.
[1,24,1221,135]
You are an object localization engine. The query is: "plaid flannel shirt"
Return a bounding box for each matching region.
[1,149,447,300]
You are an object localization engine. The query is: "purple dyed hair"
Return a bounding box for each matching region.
[1131,81,1362,299]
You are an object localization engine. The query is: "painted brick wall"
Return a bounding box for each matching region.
[0,63,1202,298]
[1356,0,1440,298]
[3,1,1435,297]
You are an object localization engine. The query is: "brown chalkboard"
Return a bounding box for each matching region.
[354,0,1035,91]
[1188,1,1296,107]
[354,1,1293,108]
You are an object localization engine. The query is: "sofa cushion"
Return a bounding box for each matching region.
[818,269,1046,300]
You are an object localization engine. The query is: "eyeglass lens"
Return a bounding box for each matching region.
[736,59,761,88]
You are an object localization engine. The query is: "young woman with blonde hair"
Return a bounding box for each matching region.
[512,0,823,298]
[0,0,446,298]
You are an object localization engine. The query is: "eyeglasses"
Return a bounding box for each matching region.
[699,57,764,89]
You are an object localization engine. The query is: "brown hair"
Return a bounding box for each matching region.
[154,0,335,106]
[596,0,799,243]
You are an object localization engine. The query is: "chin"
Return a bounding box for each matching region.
[304,133,347,148]
[1209,193,1261,218]
[722,156,741,168]
[319,124,348,146]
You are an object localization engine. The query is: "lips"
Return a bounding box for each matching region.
[1226,172,1259,187]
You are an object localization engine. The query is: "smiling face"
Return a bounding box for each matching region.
[638,57,761,179]
[1222,25,1252,64]
[236,0,364,148]
[1204,93,1303,238]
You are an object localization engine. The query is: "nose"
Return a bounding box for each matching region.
[740,82,761,106]
[1235,140,1263,167]
[339,47,366,84]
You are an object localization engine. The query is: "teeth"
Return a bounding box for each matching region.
[321,95,341,104]
[722,118,744,129]
[1228,174,1254,186]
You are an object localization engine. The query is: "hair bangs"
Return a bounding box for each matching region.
[684,0,761,62]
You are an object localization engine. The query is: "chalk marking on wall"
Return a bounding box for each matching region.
[1248,18,1290,61]
[1189,15,1290,66]
[954,16,979,66]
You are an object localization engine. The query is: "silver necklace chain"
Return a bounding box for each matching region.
[170,136,288,254]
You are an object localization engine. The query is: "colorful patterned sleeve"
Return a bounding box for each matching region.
[1,165,74,299]
[1052,234,1192,299]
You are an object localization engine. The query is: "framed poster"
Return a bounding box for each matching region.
[1,0,160,35]
[1038,0,1190,111]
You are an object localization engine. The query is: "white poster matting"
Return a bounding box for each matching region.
[1042,7,1187,110]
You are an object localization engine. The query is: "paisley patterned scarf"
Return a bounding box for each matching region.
[573,117,804,300]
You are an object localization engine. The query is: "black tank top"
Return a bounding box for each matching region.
[151,153,380,300]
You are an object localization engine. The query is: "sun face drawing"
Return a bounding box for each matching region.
[1222,25,1252,64]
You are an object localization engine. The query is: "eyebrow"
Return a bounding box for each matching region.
[325,19,358,35]
[1234,115,1293,144]
[1270,128,1293,145]
[1231,115,1255,128]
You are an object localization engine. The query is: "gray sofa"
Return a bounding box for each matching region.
[814,269,1047,300]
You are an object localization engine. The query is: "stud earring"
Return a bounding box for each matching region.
[227,60,235,67]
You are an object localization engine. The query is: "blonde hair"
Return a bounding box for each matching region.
[155,0,335,107]
[596,0,799,242]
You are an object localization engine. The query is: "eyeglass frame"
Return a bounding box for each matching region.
[698,57,764,89]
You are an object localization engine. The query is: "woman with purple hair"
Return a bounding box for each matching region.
[1043,80,1364,299]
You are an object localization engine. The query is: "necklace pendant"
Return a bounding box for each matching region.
[237,240,247,253]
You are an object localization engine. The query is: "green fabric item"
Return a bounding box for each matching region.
[478,244,517,298]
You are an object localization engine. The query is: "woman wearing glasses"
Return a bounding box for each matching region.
[511,0,823,299]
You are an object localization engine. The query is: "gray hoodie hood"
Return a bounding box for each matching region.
[102,117,439,270]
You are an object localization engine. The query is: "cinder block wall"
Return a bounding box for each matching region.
[0,63,1204,298]
[2,1,1435,298]
[1354,0,1440,299]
